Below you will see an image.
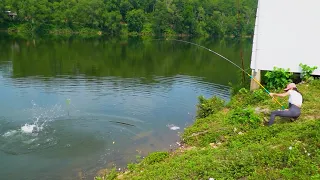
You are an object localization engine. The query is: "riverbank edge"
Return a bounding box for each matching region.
[95,79,320,179]
[4,27,253,39]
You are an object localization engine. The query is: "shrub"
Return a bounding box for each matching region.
[264,67,293,90]
[142,152,169,165]
[299,63,318,82]
[17,23,35,33]
[50,27,73,35]
[309,79,320,87]
[196,96,225,118]
[228,107,261,128]
[94,168,117,180]
[164,28,176,36]
[141,23,153,36]
[228,88,270,109]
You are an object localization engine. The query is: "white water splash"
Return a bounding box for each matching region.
[23,138,38,144]
[167,124,180,131]
[3,130,17,137]
[21,124,36,134]
[0,101,63,155]
[21,100,66,134]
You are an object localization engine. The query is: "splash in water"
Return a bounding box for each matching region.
[167,124,180,131]
[21,124,36,133]
[24,100,65,133]
[0,101,66,154]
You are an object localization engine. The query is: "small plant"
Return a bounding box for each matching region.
[196,95,225,118]
[142,152,169,165]
[299,63,318,82]
[228,107,261,128]
[264,67,293,90]
[94,168,117,180]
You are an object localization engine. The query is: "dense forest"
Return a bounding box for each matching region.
[0,0,258,37]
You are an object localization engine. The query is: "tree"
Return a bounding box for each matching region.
[126,9,145,33]
[120,0,133,20]
[182,3,197,35]
[102,10,122,35]
[152,0,176,35]
[0,0,258,37]
[0,0,6,26]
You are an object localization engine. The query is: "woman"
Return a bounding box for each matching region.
[267,83,303,126]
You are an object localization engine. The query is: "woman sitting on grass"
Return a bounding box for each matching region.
[267,83,303,126]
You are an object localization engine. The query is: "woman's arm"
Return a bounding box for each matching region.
[270,91,290,97]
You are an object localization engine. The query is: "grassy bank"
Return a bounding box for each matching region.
[96,79,320,180]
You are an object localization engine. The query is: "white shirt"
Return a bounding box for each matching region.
[288,90,303,106]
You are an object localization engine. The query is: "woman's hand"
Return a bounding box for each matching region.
[269,93,275,97]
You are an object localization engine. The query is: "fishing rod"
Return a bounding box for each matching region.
[162,39,285,110]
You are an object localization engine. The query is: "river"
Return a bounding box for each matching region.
[0,33,252,179]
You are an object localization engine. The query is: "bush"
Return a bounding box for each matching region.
[228,107,261,128]
[164,28,176,36]
[7,25,18,32]
[299,63,318,82]
[17,23,35,33]
[50,27,73,35]
[196,96,225,118]
[309,79,320,87]
[142,152,169,165]
[228,88,270,109]
[94,168,117,180]
[141,23,153,36]
[264,67,293,90]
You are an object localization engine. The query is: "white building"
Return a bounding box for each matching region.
[250,0,320,88]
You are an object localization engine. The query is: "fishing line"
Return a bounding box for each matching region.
[154,38,284,109]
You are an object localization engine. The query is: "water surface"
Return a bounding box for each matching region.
[0,34,252,179]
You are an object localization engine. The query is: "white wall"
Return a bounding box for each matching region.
[251,0,320,75]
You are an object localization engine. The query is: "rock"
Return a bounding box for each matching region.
[210,142,222,148]
[255,107,270,114]
[219,136,226,142]
[210,143,218,148]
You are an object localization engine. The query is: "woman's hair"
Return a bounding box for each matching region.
[285,87,303,95]
[292,87,302,95]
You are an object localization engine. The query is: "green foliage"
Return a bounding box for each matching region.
[17,23,35,33]
[94,168,117,180]
[182,111,235,147]
[142,152,169,165]
[50,27,73,35]
[127,9,145,33]
[141,23,153,35]
[2,0,258,37]
[229,67,251,96]
[309,79,320,87]
[96,82,320,180]
[127,163,137,171]
[77,28,101,38]
[264,67,293,90]
[118,121,320,179]
[196,96,225,118]
[228,88,270,109]
[299,63,318,82]
[228,107,261,128]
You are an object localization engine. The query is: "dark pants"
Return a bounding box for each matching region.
[269,103,301,126]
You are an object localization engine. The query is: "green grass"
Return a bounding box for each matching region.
[96,79,320,180]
